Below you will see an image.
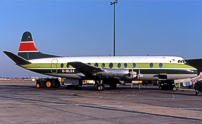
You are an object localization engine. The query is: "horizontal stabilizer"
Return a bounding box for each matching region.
[3,51,31,64]
[68,62,105,75]
[186,59,202,72]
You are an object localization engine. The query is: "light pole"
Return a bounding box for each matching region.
[110,0,118,56]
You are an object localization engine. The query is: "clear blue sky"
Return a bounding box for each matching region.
[0,0,202,77]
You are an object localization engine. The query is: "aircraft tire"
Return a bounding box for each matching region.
[173,87,177,91]
[97,84,104,91]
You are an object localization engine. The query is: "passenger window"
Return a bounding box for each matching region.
[150,63,153,68]
[124,63,127,68]
[117,63,121,68]
[102,63,105,68]
[66,63,69,68]
[133,63,136,68]
[94,63,98,67]
[61,63,64,68]
[109,63,113,68]
[159,63,163,68]
[88,63,91,65]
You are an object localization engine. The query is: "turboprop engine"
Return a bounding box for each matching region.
[96,69,137,80]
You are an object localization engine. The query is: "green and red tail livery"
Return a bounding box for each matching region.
[18,32,38,52]
[18,31,58,60]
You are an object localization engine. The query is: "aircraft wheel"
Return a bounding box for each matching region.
[46,81,52,88]
[173,87,177,91]
[36,83,40,88]
[97,84,104,91]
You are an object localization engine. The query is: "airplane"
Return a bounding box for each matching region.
[3,31,201,90]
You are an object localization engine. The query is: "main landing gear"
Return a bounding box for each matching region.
[97,84,105,91]
[95,80,117,91]
[96,80,105,91]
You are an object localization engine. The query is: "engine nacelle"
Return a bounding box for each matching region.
[96,69,137,79]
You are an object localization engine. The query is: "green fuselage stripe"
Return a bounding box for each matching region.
[18,62,197,75]
[19,63,195,69]
[28,69,197,74]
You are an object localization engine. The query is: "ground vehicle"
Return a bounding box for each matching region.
[61,78,82,89]
[36,78,60,88]
[195,81,202,95]
[159,80,175,90]
[36,78,82,89]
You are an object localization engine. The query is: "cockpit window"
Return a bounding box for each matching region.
[178,60,186,64]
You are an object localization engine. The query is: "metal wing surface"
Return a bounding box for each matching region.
[68,62,105,75]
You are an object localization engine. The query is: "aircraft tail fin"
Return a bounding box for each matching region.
[4,51,31,64]
[18,31,59,60]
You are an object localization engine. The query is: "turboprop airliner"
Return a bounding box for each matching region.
[3,32,201,90]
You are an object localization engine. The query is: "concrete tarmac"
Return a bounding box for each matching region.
[0,83,202,124]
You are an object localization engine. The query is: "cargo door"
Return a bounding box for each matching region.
[51,59,58,73]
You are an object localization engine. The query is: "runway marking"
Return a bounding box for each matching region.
[124,92,139,97]
[0,102,202,111]
[0,95,79,98]
[1,94,202,101]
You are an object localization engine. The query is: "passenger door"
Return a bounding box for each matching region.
[51,59,58,73]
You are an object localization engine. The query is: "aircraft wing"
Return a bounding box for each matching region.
[186,59,202,72]
[68,62,105,75]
